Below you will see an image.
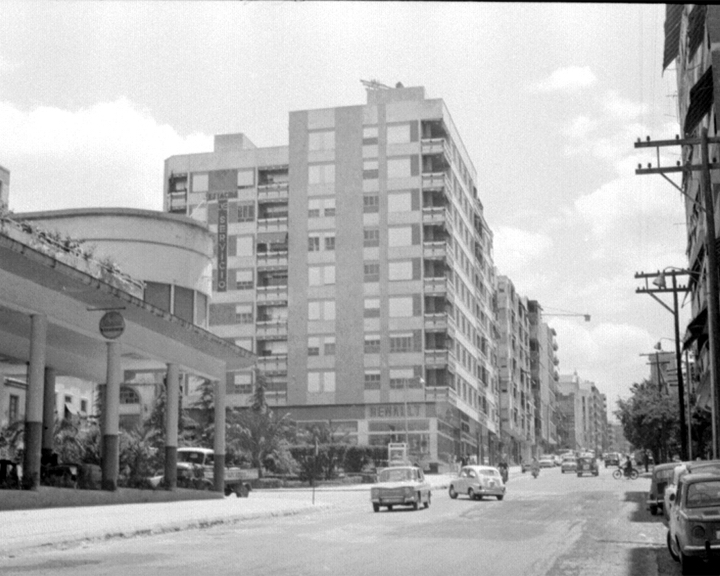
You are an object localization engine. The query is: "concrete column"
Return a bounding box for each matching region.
[164,363,180,490]
[213,379,226,493]
[42,367,56,463]
[22,314,47,490]
[101,340,121,491]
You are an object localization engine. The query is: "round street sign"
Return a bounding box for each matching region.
[99,311,125,340]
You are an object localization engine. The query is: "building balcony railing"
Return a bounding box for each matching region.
[421,137,447,155]
[255,320,288,339]
[421,172,450,192]
[257,182,289,202]
[256,285,288,303]
[424,276,452,295]
[421,206,452,228]
[256,251,288,269]
[256,354,288,373]
[257,217,289,232]
[425,386,458,405]
[423,240,452,263]
[424,348,450,366]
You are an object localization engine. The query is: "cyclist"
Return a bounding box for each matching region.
[623,455,634,477]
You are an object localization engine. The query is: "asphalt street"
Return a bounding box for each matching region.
[0,466,697,576]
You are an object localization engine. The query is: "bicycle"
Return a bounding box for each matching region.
[612,467,639,480]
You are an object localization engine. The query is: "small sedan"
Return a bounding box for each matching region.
[448,465,506,501]
[561,457,577,474]
[667,473,720,574]
[539,456,555,468]
[370,466,431,512]
[647,462,677,516]
[576,456,599,477]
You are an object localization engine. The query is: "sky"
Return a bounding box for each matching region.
[0,3,686,420]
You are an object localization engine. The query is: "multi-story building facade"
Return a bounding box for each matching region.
[558,372,607,455]
[661,5,720,419]
[163,85,500,469]
[496,276,534,462]
[528,301,560,453]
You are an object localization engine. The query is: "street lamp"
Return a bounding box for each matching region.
[635,267,692,461]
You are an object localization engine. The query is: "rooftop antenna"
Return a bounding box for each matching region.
[361,79,392,91]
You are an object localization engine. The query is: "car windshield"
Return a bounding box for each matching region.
[655,469,675,481]
[687,480,720,508]
[379,468,415,482]
[178,452,205,464]
[480,469,500,477]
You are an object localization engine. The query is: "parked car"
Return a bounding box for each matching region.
[561,457,577,474]
[604,452,621,468]
[539,455,555,468]
[647,462,678,516]
[667,473,720,574]
[553,455,563,466]
[664,460,720,520]
[370,465,431,512]
[576,456,599,477]
[448,465,506,501]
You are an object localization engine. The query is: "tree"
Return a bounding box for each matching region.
[615,380,680,464]
[190,378,215,448]
[230,372,293,478]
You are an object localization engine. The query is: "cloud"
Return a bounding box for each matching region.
[531,66,597,93]
[563,115,599,139]
[603,90,648,121]
[493,226,553,275]
[0,98,212,212]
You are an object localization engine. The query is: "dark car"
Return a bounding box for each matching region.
[576,456,599,477]
[604,452,621,468]
[647,462,677,516]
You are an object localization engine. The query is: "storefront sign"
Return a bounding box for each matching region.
[216,197,228,292]
[367,404,425,419]
[206,191,238,201]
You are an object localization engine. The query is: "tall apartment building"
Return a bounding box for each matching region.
[528,301,560,453]
[661,5,719,417]
[163,86,500,468]
[496,276,534,462]
[557,372,607,455]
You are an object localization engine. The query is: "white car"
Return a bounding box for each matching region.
[370,466,431,512]
[448,465,506,501]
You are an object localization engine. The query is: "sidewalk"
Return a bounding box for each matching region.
[0,467,523,555]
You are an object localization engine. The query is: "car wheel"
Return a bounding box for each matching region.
[449,485,458,499]
[667,531,679,562]
[373,503,380,513]
[649,504,658,516]
[387,505,393,511]
[577,473,582,478]
[424,493,431,508]
[413,495,419,511]
[496,495,504,501]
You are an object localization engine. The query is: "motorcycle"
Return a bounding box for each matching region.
[612,466,639,480]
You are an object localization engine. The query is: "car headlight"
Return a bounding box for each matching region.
[404,487,414,496]
[692,525,706,539]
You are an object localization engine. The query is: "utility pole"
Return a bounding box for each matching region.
[635,129,720,458]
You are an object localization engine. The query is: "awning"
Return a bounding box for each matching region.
[684,66,714,135]
[684,306,708,350]
[663,4,684,71]
[688,4,708,62]
[64,403,78,417]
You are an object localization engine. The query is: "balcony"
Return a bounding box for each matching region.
[255,319,288,339]
[257,181,289,203]
[424,349,449,365]
[424,276,450,295]
[421,172,450,192]
[421,137,447,156]
[256,284,288,304]
[257,216,288,233]
[422,206,452,230]
[256,251,288,269]
[256,354,288,373]
[423,240,450,262]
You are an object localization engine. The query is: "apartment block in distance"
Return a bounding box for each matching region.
[163,85,500,469]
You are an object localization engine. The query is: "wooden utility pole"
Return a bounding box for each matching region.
[635,129,720,458]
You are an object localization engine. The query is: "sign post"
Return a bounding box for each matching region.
[99,311,125,340]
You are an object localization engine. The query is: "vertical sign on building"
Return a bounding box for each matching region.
[217,196,228,292]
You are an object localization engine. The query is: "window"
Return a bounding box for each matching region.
[192,173,208,193]
[308,300,336,321]
[363,159,379,180]
[235,304,253,324]
[308,371,336,393]
[80,399,88,413]
[308,199,321,218]
[236,270,253,290]
[308,234,320,252]
[363,126,379,145]
[324,235,336,251]
[387,157,411,179]
[387,124,411,145]
[364,228,380,247]
[388,191,412,213]
[388,260,413,281]
[388,226,412,247]
[364,335,381,353]
[120,386,140,404]
[390,368,415,389]
[64,395,73,404]
[364,298,380,318]
[324,198,335,217]
[309,130,335,151]
[237,170,254,188]
[390,333,415,353]
[389,296,414,318]
[232,372,253,394]
[324,336,336,355]
[363,194,379,213]
[308,337,320,356]
[309,265,335,286]
[174,286,194,323]
[364,371,381,390]
[237,203,255,222]
[364,262,380,282]
[308,164,335,184]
